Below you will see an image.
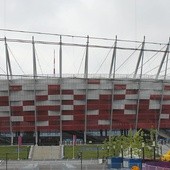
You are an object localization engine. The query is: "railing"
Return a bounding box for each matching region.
[0,73,166,80]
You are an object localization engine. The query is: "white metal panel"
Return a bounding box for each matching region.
[62,95,73,100]
[0,111,9,117]
[125,94,138,100]
[11,116,23,122]
[149,100,160,109]
[74,100,85,105]
[124,110,136,114]
[160,114,169,119]
[62,105,73,110]
[23,106,35,111]
[98,120,110,125]
[113,101,124,109]
[0,106,9,111]
[87,110,99,115]
[48,111,60,116]
[37,121,48,126]
[62,115,73,121]
[48,95,60,100]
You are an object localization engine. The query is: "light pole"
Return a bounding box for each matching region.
[153,141,156,160]
[107,146,109,157]
[78,152,83,170]
[121,145,123,159]
[96,145,99,159]
[130,146,132,158]
[113,145,115,156]
[6,153,8,170]
[142,142,145,160]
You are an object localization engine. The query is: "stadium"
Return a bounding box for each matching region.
[0,29,170,146]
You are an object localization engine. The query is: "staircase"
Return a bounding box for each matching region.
[32,145,61,160]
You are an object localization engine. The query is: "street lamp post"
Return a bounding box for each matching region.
[142,142,145,160]
[130,146,132,158]
[113,145,115,156]
[6,153,8,170]
[96,145,99,159]
[153,141,156,160]
[107,146,109,157]
[78,152,83,170]
[121,145,123,159]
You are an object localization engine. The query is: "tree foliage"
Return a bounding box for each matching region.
[103,129,157,158]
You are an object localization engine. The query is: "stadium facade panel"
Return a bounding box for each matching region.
[0,77,169,144]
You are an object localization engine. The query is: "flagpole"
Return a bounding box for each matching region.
[72,135,76,159]
[17,141,20,160]
[73,142,75,159]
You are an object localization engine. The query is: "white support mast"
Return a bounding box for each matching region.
[32,36,38,145]
[5,37,13,145]
[109,36,117,79]
[84,36,89,144]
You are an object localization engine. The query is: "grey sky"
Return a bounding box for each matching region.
[0,0,170,76]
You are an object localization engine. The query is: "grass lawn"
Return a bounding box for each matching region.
[0,146,30,160]
[64,144,106,159]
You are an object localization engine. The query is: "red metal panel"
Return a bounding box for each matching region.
[23,100,34,106]
[87,100,99,105]
[74,95,85,100]
[0,101,8,106]
[99,104,111,110]
[87,115,98,120]
[163,95,170,100]
[150,95,161,100]
[74,105,85,110]
[36,105,60,111]
[0,96,8,101]
[0,96,9,106]
[0,127,10,131]
[10,85,22,91]
[125,104,137,110]
[87,125,99,130]
[37,111,48,116]
[22,111,35,116]
[126,89,138,94]
[38,126,59,131]
[62,90,73,95]
[24,116,35,122]
[114,84,126,90]
[48,85,60,95]
[12,111,23,116]
[164,85,170,90]
[74,115,84,120]
[100,95,112,100]
[112,110,124,114]
[87,79,100,84]
[62,100,73,105]
[37,116,49,121]
[98,125,110,130]
[114,94,125,100]
[162,105,170,110]
[87,104,99,110]
[11,106,23,112]
[48,116,60,121]
[36,95,48,101]
[98,114,110,119]
[13,126,35,132]
[62,110,74,115]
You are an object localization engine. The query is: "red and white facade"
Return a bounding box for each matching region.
[0,76,169,144]
[1,33,170,145]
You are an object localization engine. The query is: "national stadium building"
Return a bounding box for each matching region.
[0,30,170,145]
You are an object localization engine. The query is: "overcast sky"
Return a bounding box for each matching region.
[0,0,170,77]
